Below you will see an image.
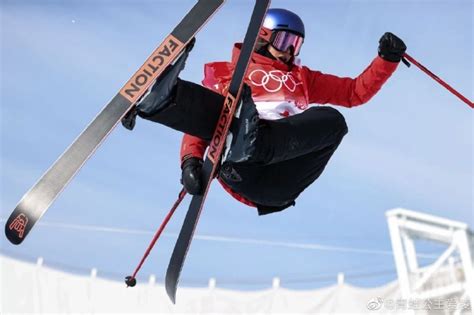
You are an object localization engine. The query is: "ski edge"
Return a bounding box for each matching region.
[164,0,271,304]
[4,0,226,245]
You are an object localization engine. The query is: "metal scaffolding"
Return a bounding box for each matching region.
[386,208,473,314]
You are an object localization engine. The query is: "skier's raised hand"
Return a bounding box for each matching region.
[181,157,203,195]
[378,32,407,63]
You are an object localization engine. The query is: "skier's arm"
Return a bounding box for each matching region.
[305,56,398,107]
[180,134,208,163]
[307,32,406,108]
[180,134,207,195]
[179,62,231,195]
[179,61,231,163]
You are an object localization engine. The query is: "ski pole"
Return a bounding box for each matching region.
[125,188,187,287]
[402,53,473,108]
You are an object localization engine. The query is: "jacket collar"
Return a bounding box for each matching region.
[231,43,292,71]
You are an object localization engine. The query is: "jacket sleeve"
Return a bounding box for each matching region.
[180,134,208,164]
[306,56,399,107]
[179,62,232,164]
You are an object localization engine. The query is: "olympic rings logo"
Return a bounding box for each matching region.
[248,69,303,93]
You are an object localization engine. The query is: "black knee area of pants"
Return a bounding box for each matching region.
[222,106,348,215]
[253,106,348,165]
[145,79,224,141]
[329,107,349,136]
[307,106,348,136]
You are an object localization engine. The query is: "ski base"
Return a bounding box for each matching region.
[165,0,271,304]
[5,0,225,245]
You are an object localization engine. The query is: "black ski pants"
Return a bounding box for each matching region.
[146,79,348,215]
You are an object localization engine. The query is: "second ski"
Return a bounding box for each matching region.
[165,0,271,304]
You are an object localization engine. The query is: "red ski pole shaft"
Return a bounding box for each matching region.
[127,188,186,285]
[403,53,473,108]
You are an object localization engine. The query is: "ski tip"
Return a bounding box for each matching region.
[4,205,38,245]
[5,230,24,245]
[5,225,25,245]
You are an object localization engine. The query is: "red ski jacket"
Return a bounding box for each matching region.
[180,43,399,207]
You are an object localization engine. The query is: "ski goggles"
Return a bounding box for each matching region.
[270,30,304,56]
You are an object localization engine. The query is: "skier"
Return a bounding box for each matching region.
[123,8,407,215]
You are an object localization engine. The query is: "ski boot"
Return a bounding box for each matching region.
[121,38,196,130]
[223,84,260,164]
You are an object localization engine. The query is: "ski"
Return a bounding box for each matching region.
[4,0,225,245]
[165,0,271,304]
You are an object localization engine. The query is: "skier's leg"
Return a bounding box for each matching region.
[220,138,344,215]
[253,106,348,165]
[225,85,260,163]
[122,38,196,131]
[137,38,196,119]
[221,135,344,215]
[121,38,225,141]
[140,79,224,141]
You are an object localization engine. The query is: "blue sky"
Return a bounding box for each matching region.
[1,0,472,290]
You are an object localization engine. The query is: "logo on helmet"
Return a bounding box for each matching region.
[259,27,272,42]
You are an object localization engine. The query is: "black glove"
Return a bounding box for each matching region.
[181,157,203,195]
[378,32,407,63]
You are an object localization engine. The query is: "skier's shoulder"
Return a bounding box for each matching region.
[295,63,327,85]
[295,60,322,76]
